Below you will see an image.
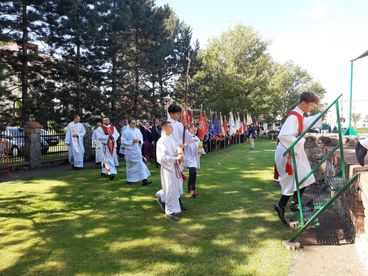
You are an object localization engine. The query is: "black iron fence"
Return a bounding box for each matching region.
[40,129,68,161]
[0,127,29,168]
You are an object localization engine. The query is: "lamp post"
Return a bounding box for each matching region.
[344,60,358,136]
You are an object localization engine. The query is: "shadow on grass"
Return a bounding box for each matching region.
[0,140,292,275]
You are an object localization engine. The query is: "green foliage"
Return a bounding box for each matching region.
[0,140,292,275]
[0,0,198,127]
[193,25,326,122]
[352,113,361,128]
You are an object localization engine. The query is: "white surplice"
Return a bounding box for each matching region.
[96,125,119,175]
[122,127,151,182]
[359,137,368,150]
[156,133,181,215]
[119,125,129,155]
[184,134,201,169]
[156,119,194,199]
[275,106,322,196]
[92,128,103,164]
[65,122,86,168]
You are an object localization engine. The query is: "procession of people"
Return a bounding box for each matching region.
[64,103,260,222]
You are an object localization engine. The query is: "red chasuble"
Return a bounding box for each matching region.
[101,125,115,155]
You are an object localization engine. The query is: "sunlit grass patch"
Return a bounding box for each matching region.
[0,139,292,275]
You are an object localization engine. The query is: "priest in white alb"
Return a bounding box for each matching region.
[96,116,119,180]
[92,122,103,165]
[65,115,86,170]
[156,121,183,222]
[121,118,152,186]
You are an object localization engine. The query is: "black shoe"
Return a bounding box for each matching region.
[166,213,180,222]
[101,173,107,177]
[274,204,288,225]
[179,198,186,211]
[142,179,152,186]
[356,141,367,166]
[109,174,116,180]
[156,197,165,213]
[155,163,161,168]
[290,203,314,212]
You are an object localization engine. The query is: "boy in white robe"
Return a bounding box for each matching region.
[155,104,194,211]
[96,116,119,180]
[184,124,202,198]
[122,118,152,186]
[65,115,86,170]
[274,92,322,224]
[92,122,103,165]
[156,121,183,222]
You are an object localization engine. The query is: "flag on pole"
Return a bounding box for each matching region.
[197,110,208,140]
[224,115,228,136]
[247,112,253,125]
[181,109,187,124]
[236,112,241,133]
[239,113,243,135]
[208,112,215,140]
[229,112,237,136]
[220,113,226,137]
[214,113,221,140]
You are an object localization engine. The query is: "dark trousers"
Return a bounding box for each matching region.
[188,167,197,191]
[278,187,306,208]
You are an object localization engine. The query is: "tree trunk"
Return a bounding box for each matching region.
[111,51,117,123]
[151,74,156,117]
[21,0,29,125]
[76,6,81,116]
[133,27,139,117]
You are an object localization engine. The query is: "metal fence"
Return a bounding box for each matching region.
[0,127,29,168]
[40,129,68,161]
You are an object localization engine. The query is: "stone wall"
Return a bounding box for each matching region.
[303,133,368,234]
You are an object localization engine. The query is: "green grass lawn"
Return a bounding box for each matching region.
[0,139,293,276]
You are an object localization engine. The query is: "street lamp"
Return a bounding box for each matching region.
[344,49,368,136]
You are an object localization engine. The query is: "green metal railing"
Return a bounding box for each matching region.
[282,93,350,242]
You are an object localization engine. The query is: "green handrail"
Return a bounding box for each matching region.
[289,173,358,242]
[285,93,348,243]
[283,93,343,157]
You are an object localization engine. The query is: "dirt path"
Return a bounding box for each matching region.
[289,243,368,276]
[287,208,368,275]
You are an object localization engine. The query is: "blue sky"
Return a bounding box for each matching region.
[155,0,368,116]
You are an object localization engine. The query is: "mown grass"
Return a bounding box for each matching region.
[0,139,293,275]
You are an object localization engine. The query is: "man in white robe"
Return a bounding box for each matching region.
[155,104,194,211]
[156,121,183,222]
[96,116,119,180]
[119,118,128,157]
[356,138,368,166]
[92,122,103,165]
[122,118,152,186]
[65,115,86,170]
[274,92,322,224]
